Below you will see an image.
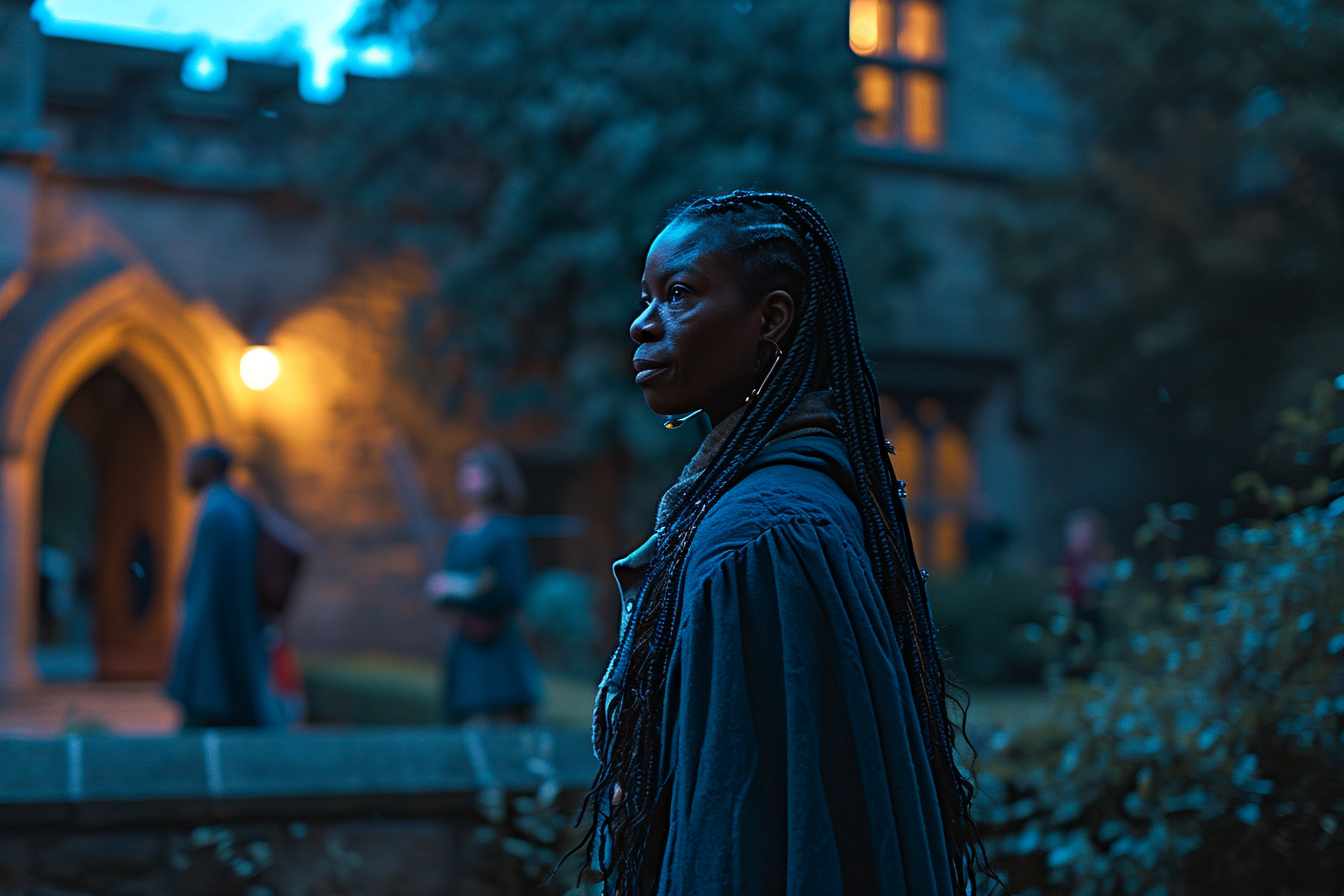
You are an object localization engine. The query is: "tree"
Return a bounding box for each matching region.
[304,0,923,463]
[992,0,1344,505]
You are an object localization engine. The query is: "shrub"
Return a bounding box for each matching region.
[975,379,1344,896]
[301,651,598,728]
[927,568,1055,684]
[302,652,442,725]
[524,570,600,676]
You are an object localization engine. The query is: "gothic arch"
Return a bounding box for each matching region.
[0,265,238,690]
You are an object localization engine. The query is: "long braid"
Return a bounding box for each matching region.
[576,191,988,894]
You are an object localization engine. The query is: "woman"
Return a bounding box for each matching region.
[425,443,542,723]
[580,192,983,894]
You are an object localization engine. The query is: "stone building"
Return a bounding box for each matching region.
[0,0,1148,694]
[0,1,478,691]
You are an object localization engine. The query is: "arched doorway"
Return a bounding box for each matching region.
[35,412,96,680]
[37,366,174,681]
[0,265,238,692]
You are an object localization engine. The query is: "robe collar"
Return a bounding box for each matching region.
[612,391,839,612]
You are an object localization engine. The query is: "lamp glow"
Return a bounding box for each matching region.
[240,346,279,390]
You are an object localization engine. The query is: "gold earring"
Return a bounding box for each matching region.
[663,411,700,430]
[744,339,783,406]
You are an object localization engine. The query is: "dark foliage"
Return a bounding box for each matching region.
[977,379,1344,896]
[927,569,1054,685]
[992,0,1344,502]
[304,0,924,456]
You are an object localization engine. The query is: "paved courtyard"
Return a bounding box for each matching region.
[0,681,181,737]
[0,678,1052,739]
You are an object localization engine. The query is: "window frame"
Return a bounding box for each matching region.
[849,0,949,154]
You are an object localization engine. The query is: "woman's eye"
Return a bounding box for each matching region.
[668,285,689,302]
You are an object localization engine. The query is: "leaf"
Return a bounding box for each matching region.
[1232,471,1271,505]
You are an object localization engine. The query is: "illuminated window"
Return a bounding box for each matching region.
[882,396,976,574]
[855,64,898,144]
[896,0,944,62]
[849,0,895,57]
[850,0,946,151]
[902,70,943,149]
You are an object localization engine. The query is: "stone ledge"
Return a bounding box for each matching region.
[0,726,596,829]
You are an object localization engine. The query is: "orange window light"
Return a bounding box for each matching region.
[933,425,975,500]
[887,417,927,561]
[850,0,895,57]
[896,0,944,62]
[855,64,898,145]
[930,424,975,570]
[902,69,944,149]
[884,396,978,574]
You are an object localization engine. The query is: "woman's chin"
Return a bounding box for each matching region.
[640,390,695,419]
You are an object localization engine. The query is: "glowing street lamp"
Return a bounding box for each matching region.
[240,346,279,390]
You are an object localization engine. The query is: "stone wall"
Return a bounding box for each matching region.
[844,0,1177,566]
[0,727,597,896]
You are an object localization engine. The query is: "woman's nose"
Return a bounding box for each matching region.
[630,302,660,343]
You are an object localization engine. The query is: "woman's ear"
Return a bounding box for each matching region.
[759,289,795,344]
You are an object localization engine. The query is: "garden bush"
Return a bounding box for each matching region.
[302,652,442,725]
[975,378,1344,896]
[927,568,1055,684]
[524,570,601,677]
[301,651,598,728]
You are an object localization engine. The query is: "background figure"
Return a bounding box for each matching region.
[251,500,313,726]
[425,443,541,724]
[166,444,277,727]
[37,546,76,643]
[1061,507,1111,675]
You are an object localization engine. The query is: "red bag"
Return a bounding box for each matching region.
[253,504,311,617]
[267,627,307,724]
[457,612,510,644]
[269,635,304,693]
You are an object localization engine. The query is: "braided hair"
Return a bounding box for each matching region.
[577,190,986,893]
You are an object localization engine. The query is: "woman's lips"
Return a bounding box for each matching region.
[633,359,670,385]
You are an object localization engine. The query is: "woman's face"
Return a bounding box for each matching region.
[1066,515,1099,554]
[457,461,493,508]
[631,220,793,426]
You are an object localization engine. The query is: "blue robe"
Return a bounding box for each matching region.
[166,483,274,727]
[612,421,955,895]
[440,515,543,720]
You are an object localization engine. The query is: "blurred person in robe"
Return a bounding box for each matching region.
[166,443,278,727]
[424,443,542,723]
[1061,507,1111,675]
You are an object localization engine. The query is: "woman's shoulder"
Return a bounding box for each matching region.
[455,514,525,541]
[691,433,863,563]
[200,484,255,528]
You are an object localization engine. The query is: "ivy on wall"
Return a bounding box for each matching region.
[305,0,924,458]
